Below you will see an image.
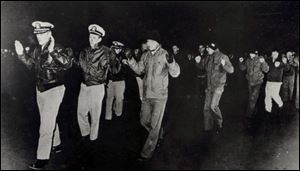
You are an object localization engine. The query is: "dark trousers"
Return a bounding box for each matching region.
[246,83,262,118]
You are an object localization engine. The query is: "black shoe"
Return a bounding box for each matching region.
[51,145,62,154]
[29,160,48,170]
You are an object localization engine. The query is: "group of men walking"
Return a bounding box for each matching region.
[14,21,180,169]
[13,21,299,170]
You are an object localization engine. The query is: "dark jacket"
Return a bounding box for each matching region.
[283,59,298,77]
[196,52,207,78]
[17,42,72,92]
[239,55,269,86]
[196,49,234,90]
[266,58,288,82]
[75,44,110,86]
[107,51,126,82]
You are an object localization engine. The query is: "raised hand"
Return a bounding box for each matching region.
[221,58,226,66]
[275,61,280,67]
[48,36,55,53]
[239,57,244,63]
[166,53,174,63]
[14,40,24,55]
[195,56,201,63]
[282,57,287,64]
[124,48,133,60]
[259,57,265,63]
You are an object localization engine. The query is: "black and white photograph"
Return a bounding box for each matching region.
[1,1,299,170]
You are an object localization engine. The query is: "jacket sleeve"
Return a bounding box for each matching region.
[17,51,35,70]
[127,53,146,75]
[195,57,205,70]
[239,61,247,71]
[222,55,234,74]
[78,50,89,72]
[49,45,72,70]
[282,62,289,71]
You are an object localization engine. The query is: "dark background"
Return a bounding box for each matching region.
[1,1,299,55]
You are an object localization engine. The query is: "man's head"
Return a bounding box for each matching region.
[124,48,132,59]
[146,39,159,51]
[187,53,193,60]
[32,21,54,46]
[134,48,140,56]
[172,45,179,55]
[145,30,161,51]
[286,51,293,60]
[141,43,148,52]
[111,41,124,54]
[249,50,258,58]
[271,50,279,59]
[88,24,105,48]
[206,43,217,55]
[199,45,205,54]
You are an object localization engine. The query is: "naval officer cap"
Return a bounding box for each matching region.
[112,41,125,49]
[32,21,54,34]
[88,24,105,37]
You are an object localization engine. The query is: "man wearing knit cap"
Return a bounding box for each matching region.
[123,30,180,160]
[195,42,234,134]
[14,21,73,169]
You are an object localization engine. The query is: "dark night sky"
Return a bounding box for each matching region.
[1,1,299,55]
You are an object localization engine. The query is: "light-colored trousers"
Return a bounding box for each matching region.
[105,80,125,120]
[140,98,167,159]
[36,85,65,160]
[77,83,105,141]
[265,81,283,112]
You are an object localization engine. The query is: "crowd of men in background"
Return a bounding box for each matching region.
[0,21,299,170]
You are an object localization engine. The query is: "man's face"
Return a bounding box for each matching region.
[272,51,279,59]
[286,52,293,60]
[249,53,256,58]
[114,48,122,54]
[199,45,205,53]
[36,31,51,46]
[187,54,192,60]
[134,49,140,56]
[206,47,214,55]
[125,48,132,58]
[146,39,159,51]
[89,34,102,48]
[172,45,179,54]
[141,43,148,51]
